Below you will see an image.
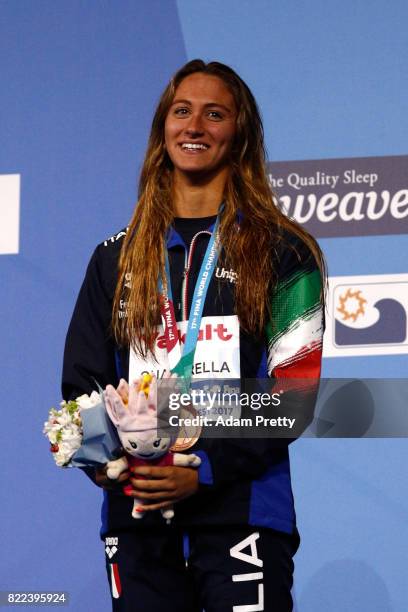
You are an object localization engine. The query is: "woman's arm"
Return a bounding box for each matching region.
[62,243,122,487]
[192,235,325,489]
[62,244,119,401]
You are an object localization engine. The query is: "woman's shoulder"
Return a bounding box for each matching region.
[97,227,129,253]
[84,227,128,295]
[91,227,128,263]
[274,224,320,280]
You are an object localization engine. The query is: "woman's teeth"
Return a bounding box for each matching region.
[181,143,208,150]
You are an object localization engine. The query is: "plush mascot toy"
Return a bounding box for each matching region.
[104,374,201,522]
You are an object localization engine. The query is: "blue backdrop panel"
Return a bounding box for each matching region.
[1,2,186,610]
[1,0,407,610]
[177,0,408,159]
[176,1,408,610]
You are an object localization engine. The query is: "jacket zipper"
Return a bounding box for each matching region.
[181,230,212,321]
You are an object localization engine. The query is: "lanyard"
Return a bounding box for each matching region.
[158,214,221,389]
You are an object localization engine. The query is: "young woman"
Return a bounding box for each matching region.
[62,59,325,612]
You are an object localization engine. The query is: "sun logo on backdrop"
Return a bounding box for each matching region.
[336,288,367,322]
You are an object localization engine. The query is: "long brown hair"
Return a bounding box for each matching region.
[112,59,326,355]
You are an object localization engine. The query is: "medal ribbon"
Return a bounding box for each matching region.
[159,214,221,390]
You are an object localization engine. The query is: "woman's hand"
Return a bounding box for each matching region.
[127,465,199,512]
[94,465,130,491]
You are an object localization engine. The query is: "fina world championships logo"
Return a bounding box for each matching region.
[0,174,20,254]
[267,155,408,237]
[324,274,408,357]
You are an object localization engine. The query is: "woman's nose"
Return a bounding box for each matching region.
[184,113,204,135]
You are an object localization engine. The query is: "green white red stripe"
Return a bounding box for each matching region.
[267,268,323,379]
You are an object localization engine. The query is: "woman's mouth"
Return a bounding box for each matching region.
[179,143,209,152]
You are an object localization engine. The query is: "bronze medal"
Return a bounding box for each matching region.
[170,403,201,451]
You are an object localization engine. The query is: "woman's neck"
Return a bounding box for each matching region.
[172,169,227,218]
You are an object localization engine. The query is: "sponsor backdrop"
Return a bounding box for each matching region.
[1,1,407,610]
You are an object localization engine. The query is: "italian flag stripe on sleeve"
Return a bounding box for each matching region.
[109,563,121,599]
[267,267,323,378]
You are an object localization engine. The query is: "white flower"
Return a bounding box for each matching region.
[56,411,72,427]
[76,391,101,410]
[54,441,76,467]
[47,430,58,445]
[45,390,103,467]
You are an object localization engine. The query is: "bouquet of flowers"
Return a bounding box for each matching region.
[44,390,120,468]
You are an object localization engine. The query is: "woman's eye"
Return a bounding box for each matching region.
[153,438,161,448]
[174,107,189,116]
[208,110,223,119]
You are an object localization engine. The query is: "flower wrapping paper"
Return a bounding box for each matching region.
[69,398,121,467]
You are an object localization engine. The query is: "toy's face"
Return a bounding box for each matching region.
[119,431,172,460]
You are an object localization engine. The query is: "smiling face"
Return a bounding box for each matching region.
[164,73,237,181]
